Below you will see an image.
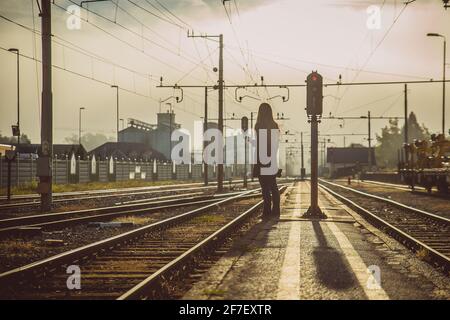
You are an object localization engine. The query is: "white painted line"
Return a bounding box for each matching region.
[326,221,390,300]
[276,218,301,300]
[277,184,302,300]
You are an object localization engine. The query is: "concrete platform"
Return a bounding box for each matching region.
[184,181,450,300]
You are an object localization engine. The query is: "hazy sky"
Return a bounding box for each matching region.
[0,0,449,149]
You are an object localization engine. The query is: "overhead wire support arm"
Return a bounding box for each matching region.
[235,86,260,103]
[268,86,290,103]
[158,78,184,102]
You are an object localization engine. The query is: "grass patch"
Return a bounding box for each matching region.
[191,214,226,224]
[203,289,227,297]
[111,216,153,225]
[0,179,201,196]
[416,248,429,261]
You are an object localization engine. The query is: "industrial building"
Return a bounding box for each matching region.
[118,111,180,160]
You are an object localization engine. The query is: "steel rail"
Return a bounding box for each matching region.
[356,179,421,191]
[355,179,450,199]
[0,192,263,237]
[0,178,284,211]
[0,181,211,201]
[0,182,249,210]
[0,190,248,228]
[319,183,450,271]
[319,179,450,224]
[0,186,213,210]
[0,178,282,203]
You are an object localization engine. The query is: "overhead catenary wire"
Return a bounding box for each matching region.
[0,45,205,121]
[59,0,217,82]
[333,1,410,115]
[0,14,157,84]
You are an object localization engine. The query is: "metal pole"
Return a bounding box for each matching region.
[244,135,248,188]
[250,112,254,182]
[404,84,408,144]
[300,131,305,180]
[168,103,172,160]
[311,116,319,211]
[368,111,372,172]
[40,0,53,212]
[203,87,208,186]
[443,40,446,135]
[116,86,119,142]
[304,114,325,218]
[7,160,11,202]
[79,107,84,145]
[16,50,20,146]
[217,34,224,192]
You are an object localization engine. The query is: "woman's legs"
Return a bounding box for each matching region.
[270,176,280,216]
[259,175,280,217]
[258,176,272,217]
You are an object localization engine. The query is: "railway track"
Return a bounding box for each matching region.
[0,180,213,203]
[0,185,287,299]
[350,179,450,200]
[0,186,213,212]
[0,189,262,237]
[0,179,278,213]
[319,179,450,272]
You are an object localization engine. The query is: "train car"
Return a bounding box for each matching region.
[399,134,450,193]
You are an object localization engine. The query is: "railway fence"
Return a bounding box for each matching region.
[0,155,247,188]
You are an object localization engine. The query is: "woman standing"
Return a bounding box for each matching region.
[253,103,281,220]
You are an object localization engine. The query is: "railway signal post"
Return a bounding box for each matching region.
[241,116,249,189]
[300,132,305,180]
[303,71,327,219]
[5,150,16,202]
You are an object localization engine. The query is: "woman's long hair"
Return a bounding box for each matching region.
[255,103,279,130]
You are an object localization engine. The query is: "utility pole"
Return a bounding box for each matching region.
[367,111,372,172]
[241,116,249,188]
[166,103,173,160]
[250,111,257,182]
[111,85,119,142]
[404,84,408,144]
[38,0,53,212]
[300,132,305,180]
[218,34,224,192]
[186,31,224,192]
[444,37,447,136]
[79,107,85,145]
[203,87,208,186]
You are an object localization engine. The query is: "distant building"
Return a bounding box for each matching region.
[118,112,180,160]
[327,147,376,178]
[89,142,165,161]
